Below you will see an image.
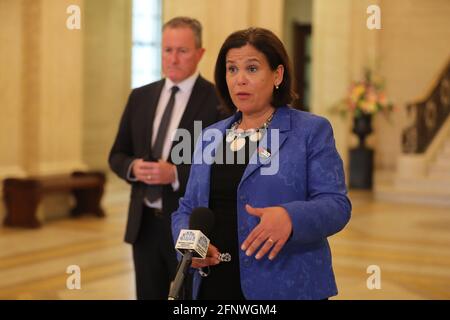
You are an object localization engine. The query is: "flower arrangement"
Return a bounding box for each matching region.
[333,69,393,118]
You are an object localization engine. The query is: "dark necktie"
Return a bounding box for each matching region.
[146,85,179,202]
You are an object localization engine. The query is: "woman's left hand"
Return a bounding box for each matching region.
[241,204,292,261]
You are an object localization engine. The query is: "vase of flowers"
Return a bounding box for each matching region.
[334,69,393,189]
[334,68,393,119]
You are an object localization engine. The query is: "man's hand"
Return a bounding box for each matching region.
[132,159,176,185]
[241,204,292,261]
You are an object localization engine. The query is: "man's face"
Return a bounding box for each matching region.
[161,27,205,83]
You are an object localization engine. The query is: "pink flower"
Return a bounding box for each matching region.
[333,70,393,118]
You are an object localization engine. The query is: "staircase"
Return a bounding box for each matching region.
[429,137,450,181]
[375,58,450,207]
[375,129,450,207]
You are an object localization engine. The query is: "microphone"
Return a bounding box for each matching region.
[168,207,215,300]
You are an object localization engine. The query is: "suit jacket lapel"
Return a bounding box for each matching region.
[144,80,165,159]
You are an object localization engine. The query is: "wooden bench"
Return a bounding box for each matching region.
[3,171,106,228]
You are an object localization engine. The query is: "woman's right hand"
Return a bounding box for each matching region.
[191,243,221,268]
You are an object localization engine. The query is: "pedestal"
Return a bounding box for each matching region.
[349,146,374,189]
[349,114,374,189]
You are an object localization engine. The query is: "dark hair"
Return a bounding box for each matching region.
[214,27,296,113]
[163,16,202,48]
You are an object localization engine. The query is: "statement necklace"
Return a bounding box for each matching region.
[226,111,275,152]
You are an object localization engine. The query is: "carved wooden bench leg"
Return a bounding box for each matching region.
[70,172,106,218]
[3,180,41,228]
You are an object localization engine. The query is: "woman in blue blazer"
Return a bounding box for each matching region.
[172,27,351,300]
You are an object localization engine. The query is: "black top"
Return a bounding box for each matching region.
[198,134,258,300]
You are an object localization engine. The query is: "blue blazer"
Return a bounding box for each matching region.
[172,106,351,300]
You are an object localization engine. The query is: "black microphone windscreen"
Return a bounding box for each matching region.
[189,207,215,237]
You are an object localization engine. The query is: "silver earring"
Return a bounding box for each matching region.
[275,84,279,90]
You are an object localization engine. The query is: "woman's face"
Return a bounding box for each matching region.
[225,44,283,115]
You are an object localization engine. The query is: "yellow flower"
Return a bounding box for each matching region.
[360,101,377,114]
[351,84,365,102]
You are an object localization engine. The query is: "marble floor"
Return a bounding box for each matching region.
[0,191,449,300]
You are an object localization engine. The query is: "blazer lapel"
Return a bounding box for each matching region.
[193,114,239,207]
[239,107,291,184]
[198,112,240,160]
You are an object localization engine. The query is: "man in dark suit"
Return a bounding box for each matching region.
[109,17,222,300]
